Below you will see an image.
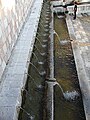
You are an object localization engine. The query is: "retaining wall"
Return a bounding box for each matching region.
[0,0,34,79]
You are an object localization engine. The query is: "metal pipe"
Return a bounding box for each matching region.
[46,4,56,120]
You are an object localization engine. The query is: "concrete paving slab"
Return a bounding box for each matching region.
[66,14,90,120]
[2,79,24,88]
[0,106,15,120]
[0,87,20,97]
[4,65,26,75]
[0,96,18,107]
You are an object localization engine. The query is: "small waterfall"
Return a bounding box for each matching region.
[29,62,46,76]
[39,22,45,30]
[34,45,46,56]
[19,106,35,120]
[27,74,44,90]
[32,52,44,65]
[27,74,38,87]
[37,31,48,37]
[35,37,46,48]
[55,82,79,101]
[40,15,49,23]
[32,52,39,62]
[36,32,42,37]
[53,30,71,45]
[55,82,64,94]
[39,21,49,32]
[53,30,62,51]
[44,24,49,28]
[53,30,61,43]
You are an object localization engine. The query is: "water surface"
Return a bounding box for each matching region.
[54,14,86,120]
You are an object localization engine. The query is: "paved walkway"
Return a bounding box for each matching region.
[0,0,43,120]
[66,14,90,120]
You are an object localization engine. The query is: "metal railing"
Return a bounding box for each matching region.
[68,4,90,14]
[53,3,90,15]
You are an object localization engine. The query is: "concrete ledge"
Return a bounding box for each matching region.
[72,40,90,120]
[66,16,90,120]
[0,0,43,120]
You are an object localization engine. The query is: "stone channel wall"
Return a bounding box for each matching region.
[0,0,34,79]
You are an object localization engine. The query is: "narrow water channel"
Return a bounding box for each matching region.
[18,1,50,120]
[54,14,86,120]
[18,1,87,120]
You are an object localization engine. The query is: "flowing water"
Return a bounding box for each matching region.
[29,62,46,77]
[19,106,35,120]
[18,1,50,120]
[35,37,46,48]
[54,14,86,120]
[32,52,44,65]
[18,1,86,120]
[34,45,46,56]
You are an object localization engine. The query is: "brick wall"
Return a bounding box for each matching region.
[0,0,34,79]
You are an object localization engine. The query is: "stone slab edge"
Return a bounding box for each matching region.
[66,16,90,120]
[14,0,44,119]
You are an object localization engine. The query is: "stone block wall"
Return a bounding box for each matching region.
[0,0,34,79]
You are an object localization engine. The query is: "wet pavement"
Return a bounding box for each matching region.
[66,13,90,120]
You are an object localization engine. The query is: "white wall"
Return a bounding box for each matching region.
[0,0,34,79]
